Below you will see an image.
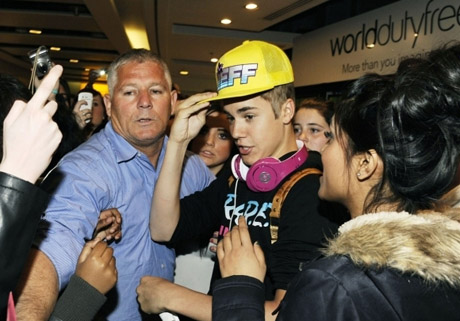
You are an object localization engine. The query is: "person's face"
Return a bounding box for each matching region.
[91,94,106,127]
[318,123,350,204]
[104,61,176,151]
[190,112,233,173]
[56,84,72,109]
[293,108,330,152]
[224,96,289,166]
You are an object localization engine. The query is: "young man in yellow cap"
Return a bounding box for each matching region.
[137,40,347,321]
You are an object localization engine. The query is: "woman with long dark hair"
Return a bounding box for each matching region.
[213,43,460,321]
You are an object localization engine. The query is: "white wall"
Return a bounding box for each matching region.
[293,0,460,86]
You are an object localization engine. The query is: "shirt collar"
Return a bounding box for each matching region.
[102,121,168,166]
[103,121,141,163]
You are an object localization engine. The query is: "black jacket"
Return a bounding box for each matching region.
[0,172,49,318]
[49,275,107,321]
[172,151,347,298]
[213,211,460,321]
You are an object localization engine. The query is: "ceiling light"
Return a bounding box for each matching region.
[210,58,218,63]
[85,68,90,71]
[69,59,79,63]
[180,70,189,76]
[220,18,232,25]
[50,47,61,51]
[414,33,418,37]
[125,26,150,50]
[245,3,258,10]
[29,29,42,34]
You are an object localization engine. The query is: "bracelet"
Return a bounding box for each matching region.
[52,89,58,95]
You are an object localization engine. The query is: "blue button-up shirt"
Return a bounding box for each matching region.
[35,122,214,320]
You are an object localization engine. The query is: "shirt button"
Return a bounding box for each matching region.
[161,263,165,269]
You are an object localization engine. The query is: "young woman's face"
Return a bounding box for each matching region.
[190,112,233,174]
[91,94,106,127]
[318,123,350,204]
[293,108,330,152]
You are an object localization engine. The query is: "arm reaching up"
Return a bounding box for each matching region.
[149,92,215,241]
[0,65,63,183]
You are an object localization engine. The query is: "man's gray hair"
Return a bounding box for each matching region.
[107,49,172,95]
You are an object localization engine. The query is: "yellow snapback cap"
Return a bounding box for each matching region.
[204,40,294,102]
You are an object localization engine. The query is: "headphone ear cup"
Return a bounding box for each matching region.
[231,154,244,180]
[231,143,308,192]
[247,159,280,192]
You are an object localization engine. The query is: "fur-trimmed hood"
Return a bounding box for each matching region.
[323,210,460,288]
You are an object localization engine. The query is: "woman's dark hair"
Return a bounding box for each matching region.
[0,74,32,158]
[56,78,74,109]
[335,43,460,213]
[297,97,334,125]
[46,99,85,173]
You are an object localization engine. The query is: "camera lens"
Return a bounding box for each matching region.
[36,60,50,78]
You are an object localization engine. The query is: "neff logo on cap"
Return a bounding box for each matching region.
[217,63,258,91]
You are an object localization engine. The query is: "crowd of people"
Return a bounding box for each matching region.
[2,37,460,321]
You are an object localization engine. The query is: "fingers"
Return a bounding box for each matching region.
[222,226,233,253]
[108,208,122,223]
[28,65,63,109]
[42,99,58,117]
[99,208,122,223]
[253,241,266,266]
[216,239,225,262]
[78,237,102,263]
[100,243,114,262]
[236,216,252,246]
[231,222,242,248]
[177,92,216,110]
[73,100,87,112]
[94,208,123,241]
[175,92,216,116]
[109,255,117,271]
[90,240,108,257]
[79,238,115,265]
[4,100,26,124]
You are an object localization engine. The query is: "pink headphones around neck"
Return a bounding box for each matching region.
[231,141,308,192]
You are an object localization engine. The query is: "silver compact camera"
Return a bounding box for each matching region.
[28,46,52,79]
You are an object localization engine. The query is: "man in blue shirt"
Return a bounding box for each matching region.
[15,49,215,320]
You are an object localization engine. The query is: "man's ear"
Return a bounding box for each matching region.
[356,149,381,181]
[104,94,112,117]
[280,98,295,124]
[170,89,178,117]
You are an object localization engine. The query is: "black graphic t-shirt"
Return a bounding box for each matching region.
[169,151,349,299]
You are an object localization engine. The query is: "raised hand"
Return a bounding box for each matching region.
[168,92,216,144]
[73,99,93,128]
[76,238,117,295]
[93,208,122,241]
[0,65,63,183]
[217,216,266,282]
